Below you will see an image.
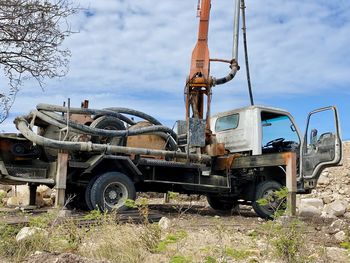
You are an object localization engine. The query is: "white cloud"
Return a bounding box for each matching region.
[1,0,350,133]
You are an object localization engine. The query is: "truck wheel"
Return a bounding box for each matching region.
[252,180,285,219]
[90,172,136,212]
[85,175,99,210]
[66,186,89,211]
[207,196,237,211]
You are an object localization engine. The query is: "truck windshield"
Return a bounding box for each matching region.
[261,113,299,146]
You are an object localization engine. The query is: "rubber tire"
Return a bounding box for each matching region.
[207,196,237,211]
[66,186,89,211]
[90,116,126,146]
[252,180,284,219]
[90,172,136,212]
[85,175,100,211]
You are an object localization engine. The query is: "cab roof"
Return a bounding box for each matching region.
[211,105,291,119]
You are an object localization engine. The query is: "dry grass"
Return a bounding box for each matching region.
[0,202,349,263]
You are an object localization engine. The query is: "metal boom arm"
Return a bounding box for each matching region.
[185,0,241,145]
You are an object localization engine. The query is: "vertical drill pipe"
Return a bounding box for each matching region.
[214,0,241,85]
[232,0,241,61]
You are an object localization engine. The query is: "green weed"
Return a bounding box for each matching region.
[170,254,191,263]
[268,220,307,263]
[340,241,350,250]
[225,247,252,260]
[204,256,217,263]
[0,190,6,205]
[155,230,188,252]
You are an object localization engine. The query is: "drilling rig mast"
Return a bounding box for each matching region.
[185,0,241,148]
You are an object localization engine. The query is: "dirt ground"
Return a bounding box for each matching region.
[0,198,346,263]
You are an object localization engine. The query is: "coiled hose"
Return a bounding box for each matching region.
[27,103,180,151]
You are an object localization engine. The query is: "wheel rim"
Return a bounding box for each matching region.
[261,189,280,212]
[103,182,128,210]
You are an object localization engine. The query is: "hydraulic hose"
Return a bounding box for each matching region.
[37,104,177,141]
[37,103,135,125]
[104,107,162,126]
[41,109,177,150]
[37,110,178,139]
[214,60,239,85]
[15,117,210,163]
[30,107,178,150]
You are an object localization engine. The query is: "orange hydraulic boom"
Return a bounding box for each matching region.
[185,0,241,146]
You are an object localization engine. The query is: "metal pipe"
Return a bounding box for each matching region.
[15,117,211,163]
[213,0,241,86]
[232,0,241,61]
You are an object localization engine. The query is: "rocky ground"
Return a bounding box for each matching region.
[0,142,349,262]
[298,141,350,220]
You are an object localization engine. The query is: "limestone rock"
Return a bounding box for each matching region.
[43,198,53,207]
[326,247,349,263]
[318,175,330,186]
[158,217,171,230]
[37,185,52,198]
[322,196,333,204]
[330,219,345,232]
[334,231,347,242]
[16,227,48,242]
[10,185,30,206]
[300,198,324,210]
[321,211,337,219]
[299,205,321,217]
[35,192,45,207]
[0,184,11,192]
[324,200,347,217]
[6,196,20,207]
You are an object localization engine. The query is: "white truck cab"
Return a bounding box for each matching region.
[211,105,342,189]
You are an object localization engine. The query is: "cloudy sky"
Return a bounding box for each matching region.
[1,0,350,140]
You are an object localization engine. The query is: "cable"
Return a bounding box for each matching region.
[241,0,254,106]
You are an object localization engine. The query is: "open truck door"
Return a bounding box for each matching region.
[301,106,342,187]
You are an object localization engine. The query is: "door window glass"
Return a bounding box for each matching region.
[302,108,338,178]
[305,109,336,154]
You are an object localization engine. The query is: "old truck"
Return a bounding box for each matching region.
[0,0,343,218]
[0,103,342,218]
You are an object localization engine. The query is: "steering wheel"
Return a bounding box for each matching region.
[265,137,285,147]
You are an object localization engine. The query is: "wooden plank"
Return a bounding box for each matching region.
[55,152,68,207]
[285,152,297,216]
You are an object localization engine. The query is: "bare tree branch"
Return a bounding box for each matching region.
[0,0,77,123]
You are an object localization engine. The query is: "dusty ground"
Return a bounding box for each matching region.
[1,199,349,263]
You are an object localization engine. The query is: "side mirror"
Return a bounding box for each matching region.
[310,129,318,145]
[290,124,296,132]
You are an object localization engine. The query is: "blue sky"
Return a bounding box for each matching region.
[1,0,350,140]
